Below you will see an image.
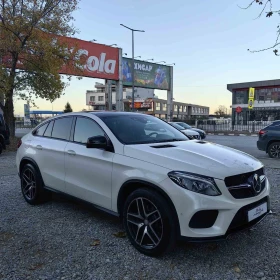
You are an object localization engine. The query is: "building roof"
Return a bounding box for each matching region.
[227,79,280,92]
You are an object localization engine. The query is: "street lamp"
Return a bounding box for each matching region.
[109,44,117,47]
[120,23,145,111]
[145,58,154,61]
[166,63,175,66]
[155,61,166,64]
[90,39,97,42]
[134,56,141,59]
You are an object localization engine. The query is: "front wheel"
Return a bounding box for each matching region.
[123,188,177,256]
[268,142,280,158]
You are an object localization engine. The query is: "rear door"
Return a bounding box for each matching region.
[30,117,73,192]
[64,116,114,209]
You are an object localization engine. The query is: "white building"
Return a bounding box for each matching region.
[86,82,154,110]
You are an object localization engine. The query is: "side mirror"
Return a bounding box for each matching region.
[86,136,108,149]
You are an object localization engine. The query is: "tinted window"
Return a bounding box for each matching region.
[74,117,105,144]
[99,114,187,144]
[44,121,54,137]
[35,123,48,136]
[52,117,73,140]
[169,123,184,130]
[177,122,192,129]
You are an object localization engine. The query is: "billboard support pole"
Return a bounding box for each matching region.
[132,30,135,112]
[108,80,112,111]
[116,48,123,111]
[167,66,173,122]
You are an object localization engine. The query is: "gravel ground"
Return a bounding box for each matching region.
[0,154,279,280]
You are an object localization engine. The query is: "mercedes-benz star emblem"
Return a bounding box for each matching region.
[252,174,261,193]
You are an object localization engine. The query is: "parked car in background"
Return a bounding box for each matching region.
[17,112,270,256]
[174,122,206,139]
[169,122,201,140]
[0,113,10,154]
[257,120,280,158]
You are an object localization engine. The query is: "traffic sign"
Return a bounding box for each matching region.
[236,106,242,113]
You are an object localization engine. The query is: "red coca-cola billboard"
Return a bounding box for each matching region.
[59,36,119,80]
[3,35,120,80]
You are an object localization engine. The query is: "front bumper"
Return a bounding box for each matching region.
[159,176,270,239]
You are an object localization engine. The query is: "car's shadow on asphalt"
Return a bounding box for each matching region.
[49,192,274,261]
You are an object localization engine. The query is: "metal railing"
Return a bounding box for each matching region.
[196,119,272,133]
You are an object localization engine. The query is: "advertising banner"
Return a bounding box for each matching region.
[122,58,170,90]
[129,98,153,109]
[3,35,119,80]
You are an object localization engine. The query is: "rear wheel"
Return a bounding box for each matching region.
[123,188,177,256]
[268,142,280,158]
[20,163,51,205]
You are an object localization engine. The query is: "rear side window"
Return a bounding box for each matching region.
[74,117,105,144]
[35,123,49,136]
[43,121,54,137]
[268,122,280,130]
[52,117,73,140]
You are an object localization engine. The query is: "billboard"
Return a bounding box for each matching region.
[122,58,170,90]
[129,98,153,109]
[3,35,120,80]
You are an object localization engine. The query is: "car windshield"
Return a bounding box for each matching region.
[177,122,192,129]
[99,114,188,144]
[169,122,184,130]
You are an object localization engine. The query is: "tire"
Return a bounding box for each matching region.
[20,163,51,205]
[123,188,177,256]
[268,142,280,158]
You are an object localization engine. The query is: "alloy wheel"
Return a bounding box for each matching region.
[22,168,37,200]
[270,144,280,158]
[126,197,163,249]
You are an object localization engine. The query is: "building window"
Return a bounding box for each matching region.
[156,102,161,111]
[234,90,247,104]
[179,106,182,112]
[184,106,187,113]
[90,96,95,102]
[98,96,104,102]
[162,103,167,111]
[174,105,178,112]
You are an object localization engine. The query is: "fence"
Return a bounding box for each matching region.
[196,119,272,133]
[15,121,38,129]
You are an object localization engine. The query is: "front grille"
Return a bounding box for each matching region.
[224,168,266,199]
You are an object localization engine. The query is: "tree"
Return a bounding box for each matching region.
[214,105,228,117]
[64,102,72,113]
[241,0,280,55]
[0,0,81,136]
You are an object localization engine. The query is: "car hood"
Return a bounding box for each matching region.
[192,128,205,134]
[181,129,199,136]
[124,140,262,179]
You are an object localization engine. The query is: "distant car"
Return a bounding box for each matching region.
[169,122,201,140]
[0,113,10,154]
[257,120,280,158]
[174,122,206,139]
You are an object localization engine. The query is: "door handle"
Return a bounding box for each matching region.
[67,150,76,156]
[36,145,43,150]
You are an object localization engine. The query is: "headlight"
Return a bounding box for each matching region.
[168,171,221,196]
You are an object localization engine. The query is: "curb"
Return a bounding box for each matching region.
[207,133,258,137]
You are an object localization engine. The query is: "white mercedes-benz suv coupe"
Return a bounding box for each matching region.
[16,112,270,256]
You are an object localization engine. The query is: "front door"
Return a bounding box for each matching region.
[64,116,114,209]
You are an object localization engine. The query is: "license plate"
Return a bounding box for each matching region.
[248,202,268,222]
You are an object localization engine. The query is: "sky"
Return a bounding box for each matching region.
[13,0,280,115]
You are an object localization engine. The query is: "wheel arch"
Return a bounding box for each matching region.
[20,157,44,185]
[117,179,181,237]
[266,140,280,153]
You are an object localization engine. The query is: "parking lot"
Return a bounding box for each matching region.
[1,137,280,280]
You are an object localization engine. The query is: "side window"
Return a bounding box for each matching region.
[74,117,105,144]
[52,117,73,140]
[43,121,54,137]
[34,123,49,136]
